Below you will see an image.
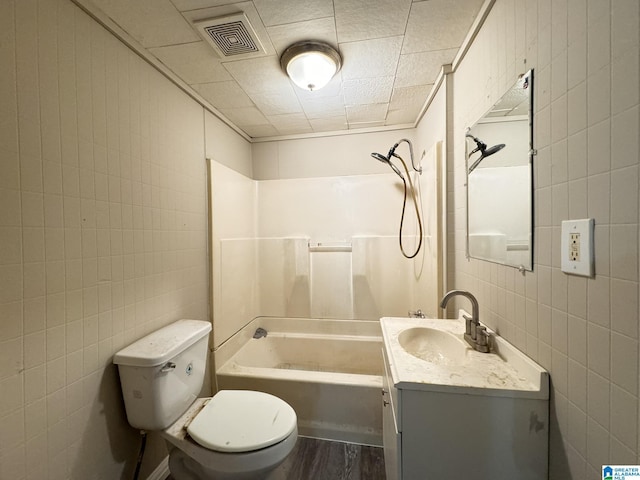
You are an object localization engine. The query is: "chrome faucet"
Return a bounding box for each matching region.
[440,290,490,353]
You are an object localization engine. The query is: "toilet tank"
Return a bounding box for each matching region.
[113,319,212,430]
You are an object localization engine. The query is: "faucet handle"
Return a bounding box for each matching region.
[476,326,490,348]
[462,314,473,336]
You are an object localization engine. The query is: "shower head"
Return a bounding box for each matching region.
[466,134,506,173]
[371,152,389,163]
[371,152,405,180]
[483,143,506,157]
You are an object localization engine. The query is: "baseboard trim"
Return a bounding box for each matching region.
[146,456,170,480]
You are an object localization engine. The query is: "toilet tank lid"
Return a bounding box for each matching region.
[113,320,211,367]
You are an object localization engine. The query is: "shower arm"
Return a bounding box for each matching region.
[390,139,422,175]
[465,133,485,156]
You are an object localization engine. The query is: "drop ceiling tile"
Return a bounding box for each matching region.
[343,77,394,105]
[249,90,303,116]
[242,124,280,138]
[334,0,412,43]
[350,121,386,130]
[402,0,483,54]
[346,103,389,125]
[170,0,246,12]
[390,84,433,110]
[395,48,457,88]
[267,113,313,135]
[340,36,403,80]
[511,102,530,116]
[267,17,338,56]
[223,56,292,95]
[254,0,334,27]
[149,42,232,84]
[219,106,269,126]
[81,0,485,139]
[191,81,254,109]
[309,116,349,132]
[300,95,346,119]
[91,0,199,47]
[386,107,421,125]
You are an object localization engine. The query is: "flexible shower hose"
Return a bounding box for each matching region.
[394,154,423,259]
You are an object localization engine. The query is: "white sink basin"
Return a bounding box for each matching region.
[381,314,550,480]
[381,315,549,399]
[397,327,469,366]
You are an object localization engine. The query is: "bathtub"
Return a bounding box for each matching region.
[215,317,383,446]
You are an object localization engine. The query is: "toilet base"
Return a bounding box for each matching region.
[168,446,284,480]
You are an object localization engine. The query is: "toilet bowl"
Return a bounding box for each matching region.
[162,393,298,480]
[113,320,298,480]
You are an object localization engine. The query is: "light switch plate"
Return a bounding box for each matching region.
[561,219,595,277]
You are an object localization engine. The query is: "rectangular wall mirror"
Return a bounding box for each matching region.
[466,70,534,271]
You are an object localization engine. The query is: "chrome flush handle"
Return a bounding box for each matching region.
[161,362,176,373]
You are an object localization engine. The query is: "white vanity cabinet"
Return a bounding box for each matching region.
[381,316,549,480]
[381,347,401,480]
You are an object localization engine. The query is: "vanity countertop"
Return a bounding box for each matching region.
[381,315,549,399]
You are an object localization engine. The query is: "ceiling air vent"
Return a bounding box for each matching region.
[194,13,266,60]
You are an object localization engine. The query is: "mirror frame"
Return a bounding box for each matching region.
[465,69,535,272]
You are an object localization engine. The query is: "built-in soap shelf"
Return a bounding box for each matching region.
[308,241,352,253]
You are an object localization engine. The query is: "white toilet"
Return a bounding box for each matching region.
[113,319,298,480]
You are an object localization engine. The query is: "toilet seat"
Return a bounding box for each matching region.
[187,390,297,453]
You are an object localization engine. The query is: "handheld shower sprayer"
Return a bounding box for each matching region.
[371,152,405,180]
[370,139,423,259]
[466,133,506,173]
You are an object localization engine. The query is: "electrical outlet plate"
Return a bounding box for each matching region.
[561,219,595,277]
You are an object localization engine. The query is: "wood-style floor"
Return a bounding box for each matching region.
[267,437,386,480]
[166,437,386,480]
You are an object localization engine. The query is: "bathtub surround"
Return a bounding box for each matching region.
[213,233,432,346]
[309,246,354,318]
[206,49,447,470]
[211,139,444,348]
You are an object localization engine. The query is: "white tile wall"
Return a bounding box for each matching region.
[443,0,640,477]
[0,0,209,478]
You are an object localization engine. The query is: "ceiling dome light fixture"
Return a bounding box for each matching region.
[280,41,342,92]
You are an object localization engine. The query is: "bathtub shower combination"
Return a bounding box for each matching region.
[216,317,383,446]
